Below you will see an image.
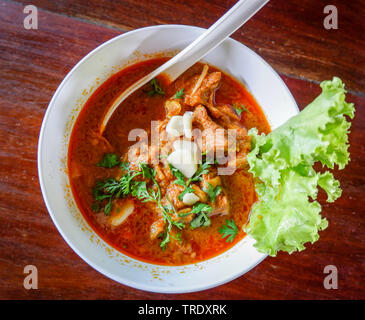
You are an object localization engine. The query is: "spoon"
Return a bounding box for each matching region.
[100,0,269,134]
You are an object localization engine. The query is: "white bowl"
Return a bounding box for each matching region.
[38,25,298,293]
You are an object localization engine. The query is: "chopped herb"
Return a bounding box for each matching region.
[171,232,183,244]
[234,107,243,116]
[132,177,184,250]
[91,202,100,212]
[119,172,139,196]
[170,158,212,202]
[92,177,128,215]
[190,213,211,229]
[188,161,211,184]
[169,164,186,186]
[139,162,156,180]
[204,183,222,203]
[178,210,194,217]
[219,219,238,242]
[177,186,194,201]
[120,161,130,172]
[169,164,194,200]
[233,103,250,116]
[190,203,212,214]
[174,88,185,99]
[148,78,165,96]
[96,153,120,168]
[104,198,113,216]
[190,203,212,229]
[165,196,177,214]
[127,165,184,248]
[160,230,170,250]
[131,180,157,203]
[93,178,122,200]
[92,162,183,249]
[160,212,185,250]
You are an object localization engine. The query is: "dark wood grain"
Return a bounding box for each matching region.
[10,0,365,93]
[0,0,364,300]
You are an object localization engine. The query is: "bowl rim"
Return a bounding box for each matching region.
[38,24,299,293]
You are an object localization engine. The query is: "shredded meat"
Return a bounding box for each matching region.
[184,68,251,169]
[201,175,221,190]
[206,104,240,123]
[165,100,182,118]
[211,106,248,140]
[192,105,227,153]
[185,71,221,107]
[126,143,158,170]
[192,105,223,132]
[191,184,208,203]
[210,192,230,216]
[132,69,251,246]
[164,184,186,210]
[202,104,250,168]
[177,208,195,223]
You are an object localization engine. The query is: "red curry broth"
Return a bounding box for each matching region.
[68,58,270,265]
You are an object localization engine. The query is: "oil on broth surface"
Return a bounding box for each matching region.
[68,58,270,265]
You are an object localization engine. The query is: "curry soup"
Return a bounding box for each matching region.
[68,58,270,265]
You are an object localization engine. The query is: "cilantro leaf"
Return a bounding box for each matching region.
[174,88,185,99]
[92,162,184,249]
[92,177,128,215]
[190,203,212,229]
[93,178,121,201]
[190,212,210,229]
[177,186,195,201]
[219,219,238,242]
[190,203,212,214]
[91,202,100,212]
[148,78,165,96]
[171,232,183,244]
[188,162,211,184]
[169,164,195,200]
[233,103,249,116]
[120,161,130,172]
[139,162,156,180]
[203,183,222,202]
[96,153,120,168]
[170,159,212,203]
[160,229,170,250]
[104,198,113,216]
[169,164,186,185]
[131,181,155,202]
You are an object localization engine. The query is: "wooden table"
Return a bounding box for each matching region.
[0,0,364,300]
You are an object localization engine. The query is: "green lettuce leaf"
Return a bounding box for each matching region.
[245,77,355,256]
